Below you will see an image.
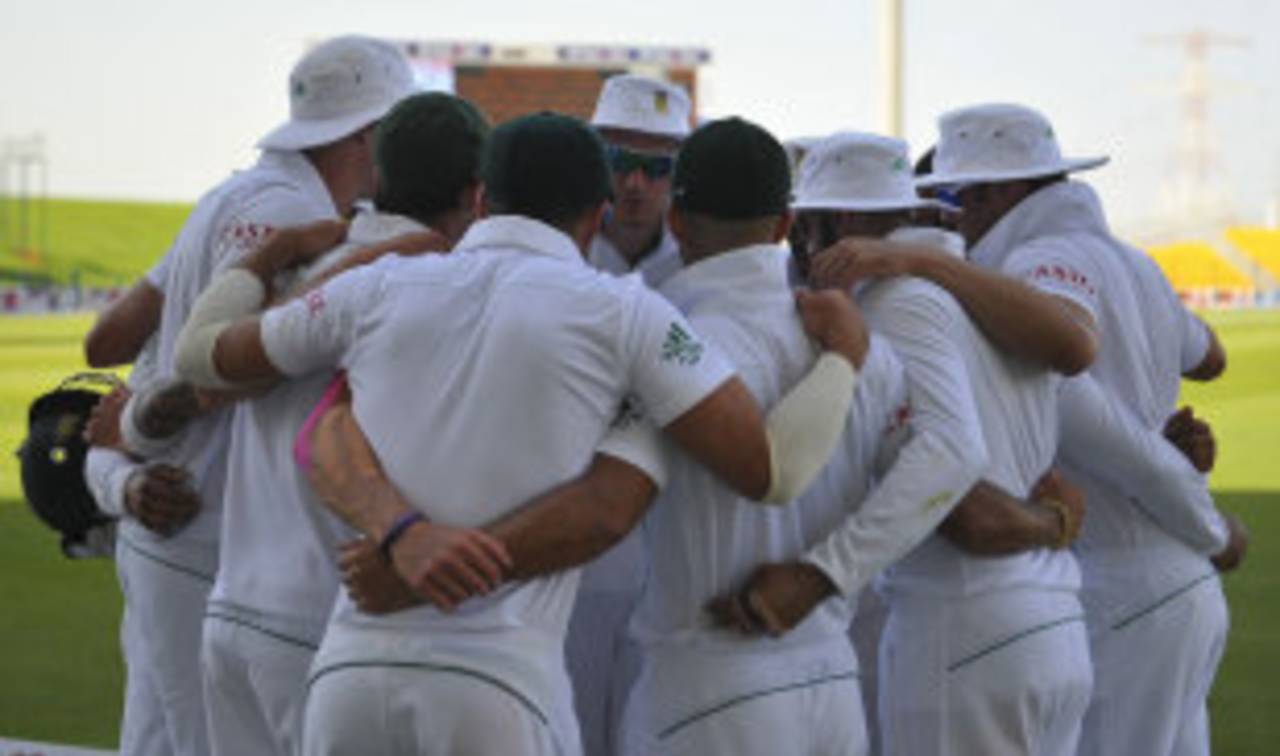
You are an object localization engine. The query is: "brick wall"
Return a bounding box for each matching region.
[454,65,699,126]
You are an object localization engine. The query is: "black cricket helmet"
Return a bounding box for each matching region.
[17,372,122,539]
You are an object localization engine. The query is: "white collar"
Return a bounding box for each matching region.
[660,243,790,314]
[348,209,430,244]
[453,215,585,265]
[970,180,1108,267]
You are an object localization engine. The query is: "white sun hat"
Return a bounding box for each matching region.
[590,74,692,139]
[792,132,941,212]
[916,103,1108,188]
[258,35,418,151]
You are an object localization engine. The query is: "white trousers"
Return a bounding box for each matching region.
[303,662,564,756]
[879,587,1093,756]
[622,636,867,756]
[301,624,579,756]
[118,605,170,756]
[201,611,318,756]
[566,585,643,756]
[1077,573,1227,756]
[116,538,215,756]
[850,590,888,756]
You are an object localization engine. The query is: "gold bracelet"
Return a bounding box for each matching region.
[1040,497,1073,550]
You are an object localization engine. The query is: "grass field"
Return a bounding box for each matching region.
[0,309,1277,751]
[0,198,189,285]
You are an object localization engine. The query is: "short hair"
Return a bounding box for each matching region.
[482,112,612,228]
[673,117,790,220]
[374,92,490,225]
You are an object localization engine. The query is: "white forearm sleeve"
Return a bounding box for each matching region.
[1059,375,1228,555]
[83,447,139,518]
[762,352,858,504]
[174,268,266,388]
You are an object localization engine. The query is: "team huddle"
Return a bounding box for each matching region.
[57,33,1247,756]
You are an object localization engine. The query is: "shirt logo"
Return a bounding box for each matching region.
[660,322,704,365]
[923,490,954,511]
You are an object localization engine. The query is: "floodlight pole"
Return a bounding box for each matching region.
[881,0,904,138]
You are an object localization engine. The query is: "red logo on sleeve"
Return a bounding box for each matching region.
[1030,264,1096,296]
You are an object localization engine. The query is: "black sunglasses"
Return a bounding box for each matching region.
[606,144,676,180]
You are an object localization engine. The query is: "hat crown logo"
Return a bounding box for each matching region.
[792,132,929,211]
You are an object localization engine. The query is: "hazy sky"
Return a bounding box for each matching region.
[1,0,1277,232]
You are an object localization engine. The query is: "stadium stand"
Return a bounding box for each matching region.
[1144,241,1255,307]
[1224,227,1280,282]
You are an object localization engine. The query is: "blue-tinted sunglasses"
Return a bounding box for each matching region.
[607,144,676,180]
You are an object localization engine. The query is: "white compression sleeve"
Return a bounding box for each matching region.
[84,447,138,518]
[762,352,858,504]
[173,268,266,389]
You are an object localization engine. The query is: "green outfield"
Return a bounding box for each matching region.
[0,198,188,285]
[0,309,1277,752]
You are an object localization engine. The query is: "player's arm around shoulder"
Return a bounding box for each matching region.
[939,470,1084,555]
[174,220,358,389]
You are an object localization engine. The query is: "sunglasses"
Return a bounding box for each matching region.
[606,145,676,180]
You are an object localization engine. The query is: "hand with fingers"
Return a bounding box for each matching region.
[794,288,869,369]
[1030,468,1085,549]
[1163,406,1216,474]
[706,562,838,638]
[338,538,423,615]
[1211,512,1248,573]
[266,219,351,270]
[124,463,201,536]
[84,386,132,451]
[386,517,514,612]
[809,237,919,292]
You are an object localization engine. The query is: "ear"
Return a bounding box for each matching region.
[458,180,483,216]
[770,210,795,244]
[476,185,492,219]
[667,205,687,244]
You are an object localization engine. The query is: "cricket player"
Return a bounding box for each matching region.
[912,103,1241,756]
[187,92,486,756]
[618,118,961,756]
[794,131,1094,756]
[570,72,694,756]
[87,35,416,756]
[83,251,201,754]
[850,103,1241,755]
[171,112,869,755]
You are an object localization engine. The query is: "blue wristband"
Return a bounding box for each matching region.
[379,510,426,562]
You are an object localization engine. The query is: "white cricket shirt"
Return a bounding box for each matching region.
[120,149,337,576]
[208,210,426,644]
[259,215,733,702]
[629,244,913,651]
[866,260,1080,599]
[969,180,1224,609]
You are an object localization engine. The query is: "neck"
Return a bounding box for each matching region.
[602,219,664,267]
[426,208,473,245]
[306,151,362,218]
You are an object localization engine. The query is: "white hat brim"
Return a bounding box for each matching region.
[915,155,1109,189]
[791,196,947,212]
[257,102,394,151]
[591,116,689,140]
